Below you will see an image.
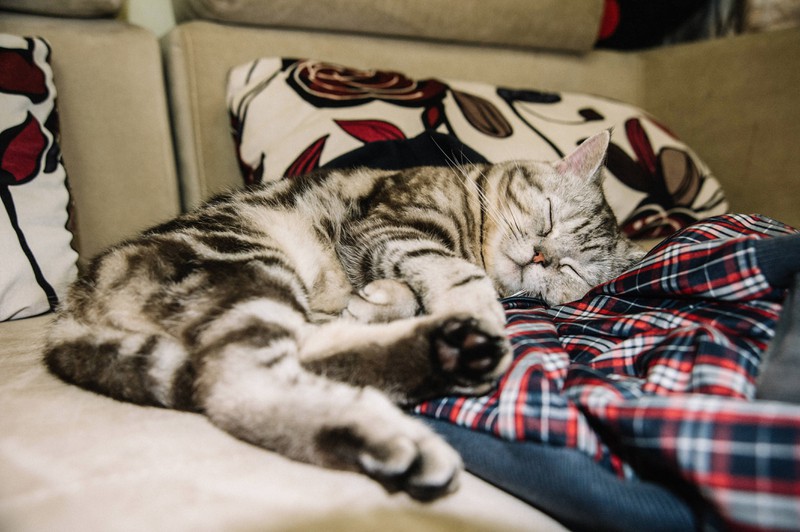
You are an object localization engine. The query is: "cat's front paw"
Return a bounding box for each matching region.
[431,315,511,395]
[344,279,419,323]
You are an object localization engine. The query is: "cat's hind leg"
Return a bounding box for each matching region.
[47,250,462,500]
[45,314,190,408]
[191,306,462,501]
[163,260,463,500]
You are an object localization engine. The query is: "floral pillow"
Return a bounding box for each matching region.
[227,58,728,239]
[0,34,77,321]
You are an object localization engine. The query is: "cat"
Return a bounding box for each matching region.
[45,130,644,501]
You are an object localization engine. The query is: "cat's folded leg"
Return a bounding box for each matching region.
[343,279,420,322]
[165,286,460,500]
[194,326,462,501]
[301,312,508,403]
[390,254,510,357]
[343,243,512,384]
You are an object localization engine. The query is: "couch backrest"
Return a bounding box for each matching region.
[0,8,181,262]
[165,4,800,230]
[164,3,642,209]
[171,0,606,54]
[640,30,800,229]
[0,0,123,18]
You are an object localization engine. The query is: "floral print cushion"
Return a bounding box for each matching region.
[0,34,77,321]
[227,58,728,240]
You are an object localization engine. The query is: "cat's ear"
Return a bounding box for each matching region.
[556,130,610,183]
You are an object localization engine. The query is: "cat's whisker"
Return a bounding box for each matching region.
[505,164,532,240]
[459,162,523,242]
[469,166,520,239]
[503,204,526,241]
[485,191,524,241]
[430,138,513,237]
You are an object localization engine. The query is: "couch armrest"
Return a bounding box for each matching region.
[642,28,800,228]
[0,13,181,261]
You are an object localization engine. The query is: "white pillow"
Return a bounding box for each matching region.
[0,34,78,320]
[228,58,728,240]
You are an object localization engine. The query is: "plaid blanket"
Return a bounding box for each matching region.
[416,214,800,531]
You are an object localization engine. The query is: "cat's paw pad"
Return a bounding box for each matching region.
[432,316,511,393]
[358,430,462,501]
[344,279,419,323]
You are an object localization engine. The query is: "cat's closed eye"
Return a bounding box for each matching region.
[559,261,589,285]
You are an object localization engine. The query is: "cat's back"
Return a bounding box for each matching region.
[141,164,477,266]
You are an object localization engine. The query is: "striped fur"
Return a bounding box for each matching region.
[45,131,643,499]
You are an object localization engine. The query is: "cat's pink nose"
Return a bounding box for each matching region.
[532,251,547,265]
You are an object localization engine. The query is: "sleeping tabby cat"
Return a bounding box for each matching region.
[45,130,643,500]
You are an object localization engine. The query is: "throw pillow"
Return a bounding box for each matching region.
[227,58,728,240]
[0,34,77,321]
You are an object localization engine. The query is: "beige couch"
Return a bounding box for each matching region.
[1,1,798,530]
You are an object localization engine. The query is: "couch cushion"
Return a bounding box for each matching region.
[172,0,605,54]
[0,34,77,321]
[227,57,728,239]
[0,315,566,531]
[0,0,122,18]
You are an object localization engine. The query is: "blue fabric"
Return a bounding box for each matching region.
[422,417,705,531]
[753,233,800,288]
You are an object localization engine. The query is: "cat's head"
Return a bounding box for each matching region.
[482,130,645,305]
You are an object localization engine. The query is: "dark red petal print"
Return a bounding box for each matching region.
[452,90,513,138]
[284,135,328,178]
[625,118,657,175]
[0,112,46,186]
[424,104,443,130]
[0,46,48,102]
[335,119,406,143]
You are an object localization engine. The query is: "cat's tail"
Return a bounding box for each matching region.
[44,315,192,409]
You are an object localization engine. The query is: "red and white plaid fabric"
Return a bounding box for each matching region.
[417,214,800,531]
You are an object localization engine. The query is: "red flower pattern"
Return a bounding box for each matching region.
[0,112,46,185]
[607,118,722,238]
[287,60,447,107]
[335,119,406,143]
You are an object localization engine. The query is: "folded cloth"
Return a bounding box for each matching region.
[417,214,800,531]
